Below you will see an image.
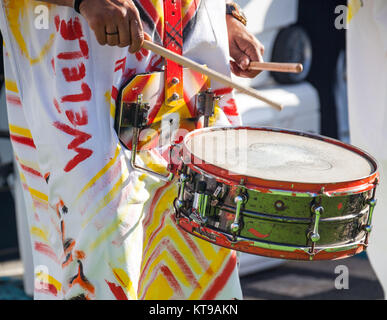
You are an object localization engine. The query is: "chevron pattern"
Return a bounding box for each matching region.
[139,183,237,300]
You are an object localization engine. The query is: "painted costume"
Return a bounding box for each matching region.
[0,0,243,299]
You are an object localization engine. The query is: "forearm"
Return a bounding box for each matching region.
[37,0,74,8]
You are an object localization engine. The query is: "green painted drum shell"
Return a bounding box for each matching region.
[210,205,369,246]
[224,186,371,219]
[181,173,374,250]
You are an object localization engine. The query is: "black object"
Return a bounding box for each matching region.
[0,130,10,139]
[73,0,85,14]
[0,159,19,262]
[271,25,312,84]
[0,184,19,262]
[297,0,347,139]
[0,33,4,87]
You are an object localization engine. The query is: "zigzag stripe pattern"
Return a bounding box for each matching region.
[139,183,237,300]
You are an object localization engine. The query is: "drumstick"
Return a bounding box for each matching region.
[142,40,283,111]
[248,62,303,73]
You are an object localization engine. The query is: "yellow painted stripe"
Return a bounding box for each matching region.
[17,157,40,172]
[188,230,218,262]
[81,169,129,228]
[141,250,193,291]
[30,226,48,242]
[110,102,116,118]
[87,174,146,251]
[76,145,121,201]
[142,225,203,276]
[144,272,174,300]
[35,271,62,293]
[347,0,362,23]
[188,248,230,300]
[28,187,48,202]
[88,218,121,252]
[19,171,26,183]
[112,268,137,300]
[9,124,32,138]
[5,80,19,93]
[104,90,116,118]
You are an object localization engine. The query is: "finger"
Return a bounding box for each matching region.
[244,38,265,63]
[117,18,130,47]
[230,45,251,71]
[93,25,107,45]
[129,19,144,53]
[230,60,262,78]
[105,25,119,46]
[128,12,144,53]
[230,60,243,77]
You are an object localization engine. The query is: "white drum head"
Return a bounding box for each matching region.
[185,128,374,184]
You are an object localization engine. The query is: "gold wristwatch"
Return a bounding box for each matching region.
[226,2,247,26]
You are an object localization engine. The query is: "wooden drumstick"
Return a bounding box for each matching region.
[142,40,283,111]
[248,62,303,73]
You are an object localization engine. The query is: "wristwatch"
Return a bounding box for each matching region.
[226,2,247,26]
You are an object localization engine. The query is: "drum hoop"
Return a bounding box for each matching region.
[182,126,379,194]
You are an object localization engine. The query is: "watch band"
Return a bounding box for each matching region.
[74,0,85,14]
[226,2,247,26]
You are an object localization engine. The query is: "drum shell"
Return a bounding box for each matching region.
[178,170,375,259]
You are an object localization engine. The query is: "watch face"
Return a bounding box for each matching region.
[228,3,247,26]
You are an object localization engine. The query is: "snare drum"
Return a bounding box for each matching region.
[174,126,379,260]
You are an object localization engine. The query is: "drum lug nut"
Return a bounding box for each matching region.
[231,194,247,234]
[230,222,240,234]
[308,205,323,244]
[364,196,377,235]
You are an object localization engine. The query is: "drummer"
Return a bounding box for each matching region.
[0,1,264,299]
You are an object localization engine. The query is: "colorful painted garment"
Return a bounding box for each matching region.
[0,0,243,299]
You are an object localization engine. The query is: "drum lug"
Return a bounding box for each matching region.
[174,170,192,218]
[177,173,189,202]
[193,180,209,224]
[231,194,247,235]
[364,178,379,244]
[308,205,324,253]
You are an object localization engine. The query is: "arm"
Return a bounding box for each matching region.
[225,2,265,78]
[38,0,144,52]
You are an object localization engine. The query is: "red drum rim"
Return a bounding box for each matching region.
[182,126,379,195]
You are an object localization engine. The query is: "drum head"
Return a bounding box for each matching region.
[184,127,376,185]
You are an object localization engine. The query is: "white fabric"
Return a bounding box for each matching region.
[347,0,387,299]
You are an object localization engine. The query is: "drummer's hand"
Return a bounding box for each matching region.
[79,0,144,53]
[226,15,265,78]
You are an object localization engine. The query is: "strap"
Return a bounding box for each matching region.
[163,0,184,106]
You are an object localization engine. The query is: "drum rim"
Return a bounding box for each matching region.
[182,126,379,194]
